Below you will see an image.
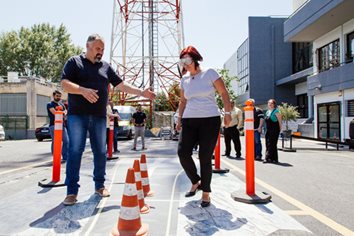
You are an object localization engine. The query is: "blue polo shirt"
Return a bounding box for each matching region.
[61,54,123,117]
[47,101,66,126]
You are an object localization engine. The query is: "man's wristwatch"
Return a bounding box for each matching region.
[224,112,231,115]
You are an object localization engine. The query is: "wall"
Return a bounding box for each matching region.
[248,17,294,106]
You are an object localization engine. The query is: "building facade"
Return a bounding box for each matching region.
[224,17,296,108]
[0,74,64,139]
[284,0,354,141]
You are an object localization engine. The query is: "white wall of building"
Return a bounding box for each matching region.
[311,18,354,141]
[314,88,354,140]
[313,19,354,74]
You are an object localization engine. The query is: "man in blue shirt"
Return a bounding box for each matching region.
[47,90,69,162]
[61,34,155,206]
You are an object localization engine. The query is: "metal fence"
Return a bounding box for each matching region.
[0,115,29,140]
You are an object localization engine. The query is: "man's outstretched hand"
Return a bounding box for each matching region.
[141,88,156,100]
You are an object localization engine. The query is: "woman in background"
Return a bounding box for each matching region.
[264,99,282,163]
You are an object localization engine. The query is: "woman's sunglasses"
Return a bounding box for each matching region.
[180,57,193,65]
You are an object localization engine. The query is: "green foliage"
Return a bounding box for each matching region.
[216,69,238,110]
[154,82,180,111]
[277,103,300,130]
[154,92,171,111]
[0,23,82,82]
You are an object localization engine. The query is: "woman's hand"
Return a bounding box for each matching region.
[224,114,231,127]
[176,119,182,132]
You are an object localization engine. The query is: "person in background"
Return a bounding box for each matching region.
[106,101,120,154]
[131,104,147,150]
[222,100,243,158]
[264,99,282,164]
[47,90,69,162]
[112,108,121,153]
[61,34,155,206]
[176,45,232,208]
[248,99,264,161]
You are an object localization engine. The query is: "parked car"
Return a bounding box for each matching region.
[35,124,52,141]
[0,124,5,141]
[113,105,136,139]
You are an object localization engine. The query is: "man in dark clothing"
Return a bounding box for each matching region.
[113,108,120,153]
[131,104,147,150]
[46,90,69,162]
[61,34,155,206]
[248,99,264,161]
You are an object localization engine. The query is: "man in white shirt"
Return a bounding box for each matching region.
[222,101,243,158]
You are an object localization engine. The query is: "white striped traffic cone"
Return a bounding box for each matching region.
[133,160,150,214]
[140,154,154,197]
[111,168,148,236]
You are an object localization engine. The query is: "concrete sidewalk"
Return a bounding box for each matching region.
[0,138,312,235]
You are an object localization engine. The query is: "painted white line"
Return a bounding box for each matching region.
[0,160,52,176]
[165,168,184,236]
[84,160,121,236]
[222,158,354,236]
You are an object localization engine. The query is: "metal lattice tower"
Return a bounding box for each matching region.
[110,0,185,110]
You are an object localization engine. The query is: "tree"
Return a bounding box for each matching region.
[278,103,300,131]
[0,23,82,82]
[215,69,238,110]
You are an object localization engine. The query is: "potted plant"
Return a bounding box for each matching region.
[278,103,300,138]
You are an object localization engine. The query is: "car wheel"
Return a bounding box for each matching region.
[37,138,43,142]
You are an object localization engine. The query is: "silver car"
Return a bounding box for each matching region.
[0,124,5,141]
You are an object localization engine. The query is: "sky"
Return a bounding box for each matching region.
[0,0,293,69]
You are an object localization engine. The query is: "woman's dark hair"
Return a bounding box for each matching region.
[268,99,277,106]
[180,46,203,69]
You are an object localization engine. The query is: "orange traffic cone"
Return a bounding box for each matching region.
[133,160,150,214]
[140,154,154,197]
[111,168,148,236]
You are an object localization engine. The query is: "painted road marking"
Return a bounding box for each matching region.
[286,210,310,216]
[222,158,354,236]
[84,159,122,236]
[0,160,52,176]
[165,168,184,236]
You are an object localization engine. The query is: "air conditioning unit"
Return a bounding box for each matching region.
[7,72,20,83]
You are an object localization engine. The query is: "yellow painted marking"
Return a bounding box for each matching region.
[222,159,354,236]
[0,160,52,176]
[285,210,310,216]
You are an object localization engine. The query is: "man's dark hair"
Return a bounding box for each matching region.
[53,90,62,96]
[87,34,104,43]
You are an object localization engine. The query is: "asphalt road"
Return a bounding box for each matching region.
[0,137,353,235]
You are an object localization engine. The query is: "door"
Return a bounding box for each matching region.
[317,102,341,140]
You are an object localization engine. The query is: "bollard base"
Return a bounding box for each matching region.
[107,155,119,161]
[278,147,297,152]
[212,168,230,174]
[231,191,271,204]
[38,179,65,188]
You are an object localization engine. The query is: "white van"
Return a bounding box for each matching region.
[113,105,136,139]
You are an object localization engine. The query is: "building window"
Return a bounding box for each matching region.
[0,93,27,115]
[348,100,354,117]
[292,42,313,73]
[37,95,51,116]
[297,94,308,118]
[318,39,340,72]
[346,31,354,63]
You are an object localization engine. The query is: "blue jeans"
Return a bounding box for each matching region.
[49,125,69,161]
[65,115,107,195]
[254,130,262,158]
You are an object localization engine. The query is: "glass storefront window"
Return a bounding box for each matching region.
[317,102,341,140]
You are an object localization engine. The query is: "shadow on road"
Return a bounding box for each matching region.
[28,194,120,234]
[179,200,247,236]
